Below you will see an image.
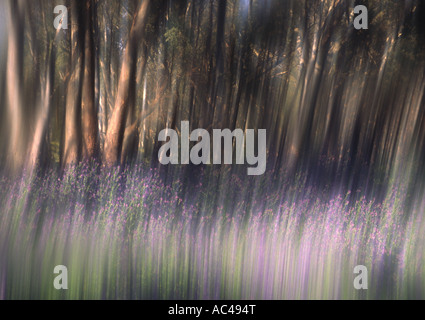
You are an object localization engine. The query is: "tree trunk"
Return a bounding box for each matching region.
[6,0,26,174]
[103,0,151,166]
[27,39,57,173]
[81,0,98,161]
[63,2,85,167]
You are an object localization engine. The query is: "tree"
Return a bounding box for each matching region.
[103,0,151,165]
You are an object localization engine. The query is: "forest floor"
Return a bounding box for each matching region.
[0,164,423,299]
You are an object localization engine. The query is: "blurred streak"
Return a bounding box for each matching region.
[0,165,423,299]
[5,0,26,172]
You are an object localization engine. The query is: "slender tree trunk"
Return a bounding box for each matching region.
[27,37,57,173]
[6,0,26,173]
[81,0,98,161]
[63,2,85,167]
[103,0,151,165]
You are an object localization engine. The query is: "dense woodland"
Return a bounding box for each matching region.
[1,0,425,300]
[0,0,424,195]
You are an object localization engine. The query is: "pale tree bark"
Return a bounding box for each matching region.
[103,0,151,165]
[6,0,26,174]
[63,2,85,167]
[120,44,149,163]
[26,36,58,173]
